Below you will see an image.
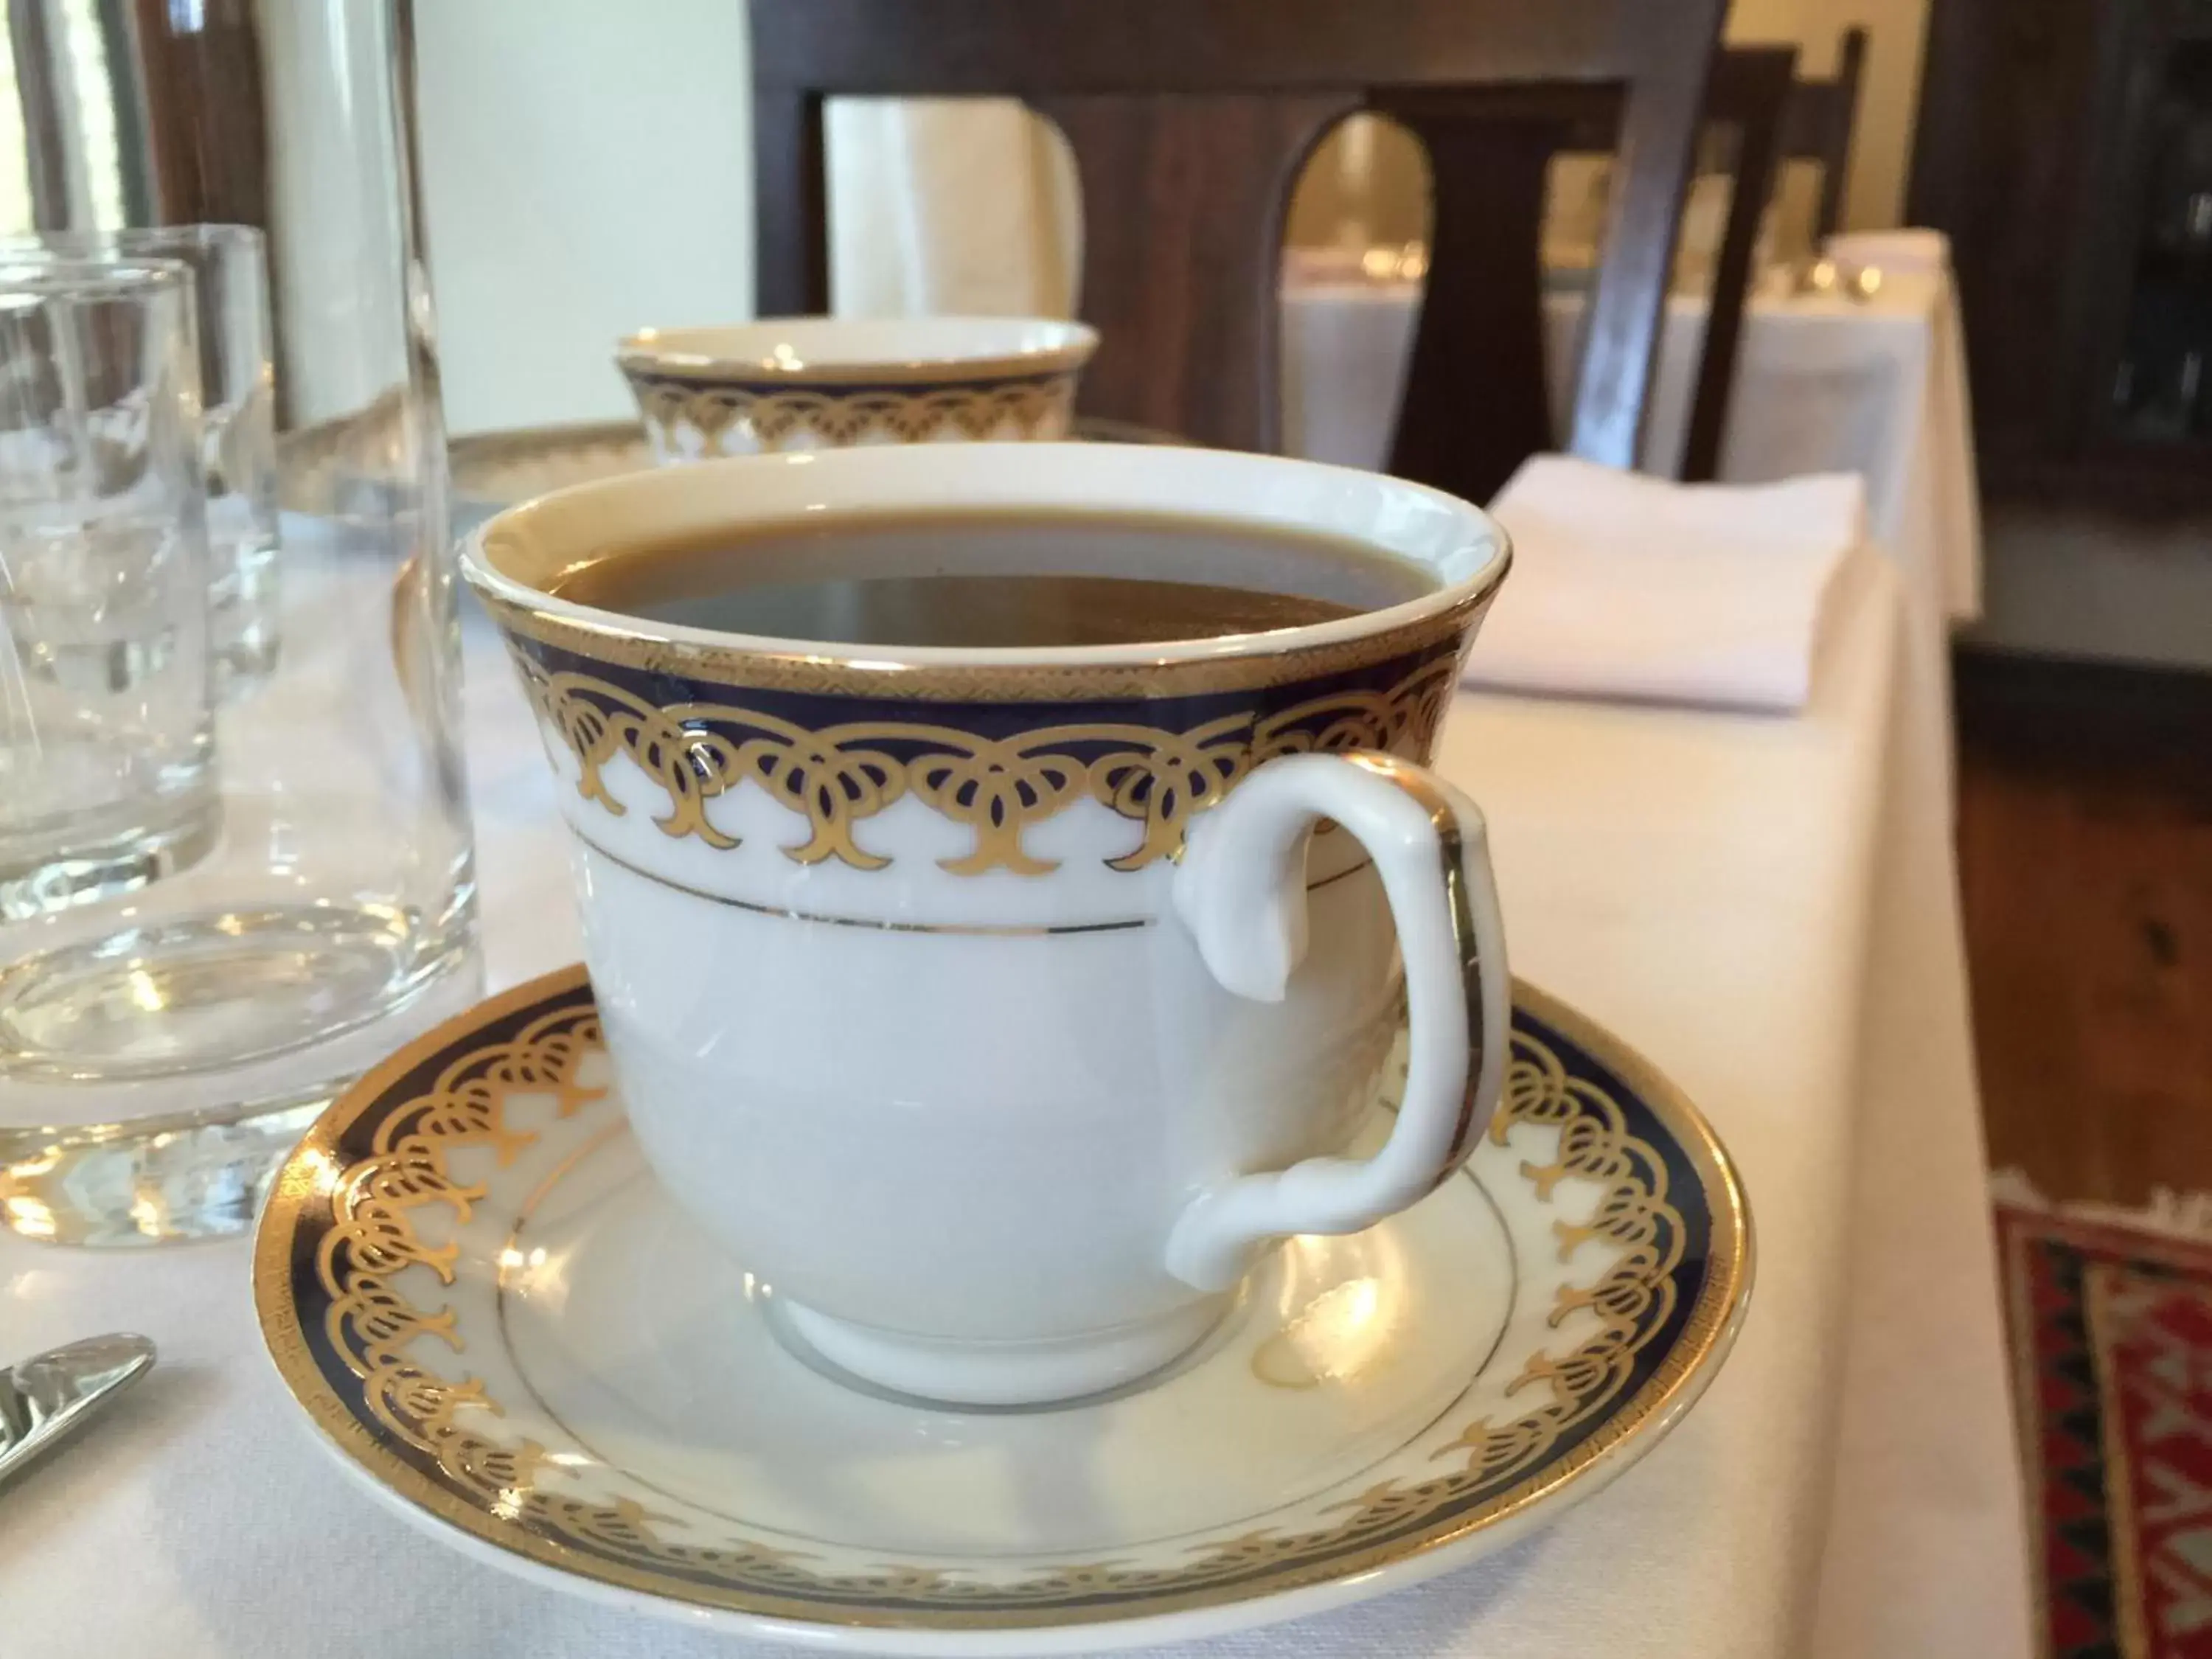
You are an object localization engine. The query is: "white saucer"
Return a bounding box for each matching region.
[256,965,1750,1654]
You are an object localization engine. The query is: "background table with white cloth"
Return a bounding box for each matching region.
[0,516,2028,1653]
[1283,263,1985,627]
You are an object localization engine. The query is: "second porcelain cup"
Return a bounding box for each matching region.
[616,316,1096,462]
[462,444,1512,1405]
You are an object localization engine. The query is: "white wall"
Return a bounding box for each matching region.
[1969,511,2212,672]
[414,0,755,436]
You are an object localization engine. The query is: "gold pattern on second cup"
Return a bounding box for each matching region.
[630,375,1079,455]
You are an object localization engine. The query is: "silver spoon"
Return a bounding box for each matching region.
[0,1334,156,1490]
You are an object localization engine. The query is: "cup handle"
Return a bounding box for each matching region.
[1164,751,1510,1291]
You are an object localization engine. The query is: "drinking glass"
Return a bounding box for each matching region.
[0,0,481,1247]
[2,228,281,695]
[0,260,216,922]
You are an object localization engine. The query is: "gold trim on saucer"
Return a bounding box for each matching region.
[253,964,1752,1634]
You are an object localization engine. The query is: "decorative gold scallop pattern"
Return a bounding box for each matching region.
[512,653,1462,874]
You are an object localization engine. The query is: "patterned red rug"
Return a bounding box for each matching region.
[2000,1202,2212,1659]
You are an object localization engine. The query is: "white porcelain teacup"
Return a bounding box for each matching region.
[615,315,1097,463]
[462,444,1512,1406]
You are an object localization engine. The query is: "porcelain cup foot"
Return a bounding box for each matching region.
[779,1297,1227,1408]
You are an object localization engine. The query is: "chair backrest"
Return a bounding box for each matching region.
[1394,44,1795,494]
[1687,46,1798,481]
[751,0,1728,483]
[1783,27,1871,242]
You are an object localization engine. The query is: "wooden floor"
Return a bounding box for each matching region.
[1956,650,2212,1206]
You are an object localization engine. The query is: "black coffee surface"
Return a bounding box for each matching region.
[549,509,1435,649]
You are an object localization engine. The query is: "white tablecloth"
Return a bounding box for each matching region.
[0,535,2028,1654]
[1283,266,1985,627]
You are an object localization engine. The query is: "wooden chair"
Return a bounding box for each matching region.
[1550,38,1861,481]
[1666,34,1868,477]
[1685,47,1798,481]
[1784,27,1871,243]
[1531,47,1795,486]
[1417,46,1796,490]
[752,0,1730,500]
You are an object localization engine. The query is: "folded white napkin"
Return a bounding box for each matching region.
[1823,228,1951,274]
[1467,455,1867,712]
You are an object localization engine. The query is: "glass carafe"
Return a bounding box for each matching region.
[0,0,479,1245]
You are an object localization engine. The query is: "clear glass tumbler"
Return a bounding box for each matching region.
[1,228,281,695]
[0,259,216,922]
[0,0,480,1247]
